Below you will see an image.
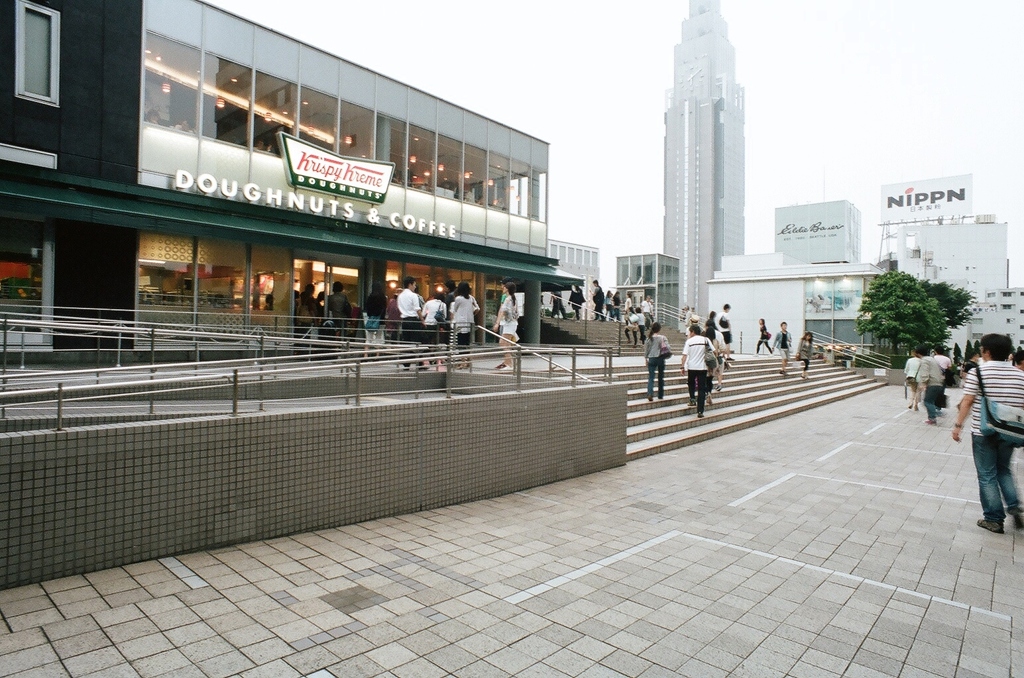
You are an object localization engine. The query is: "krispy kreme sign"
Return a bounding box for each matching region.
[279,133,394,204]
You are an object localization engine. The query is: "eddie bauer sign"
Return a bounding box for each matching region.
[172,133,458,239]
[777,222,845,237]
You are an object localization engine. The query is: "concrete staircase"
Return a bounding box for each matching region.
[539,317,689,356]
[577,356,884,460]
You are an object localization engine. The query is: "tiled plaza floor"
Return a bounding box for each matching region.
[2,384,1021,677]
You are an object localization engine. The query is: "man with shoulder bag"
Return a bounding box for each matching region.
[952,333,1024,534]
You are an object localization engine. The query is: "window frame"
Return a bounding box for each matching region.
[15,0,61,106]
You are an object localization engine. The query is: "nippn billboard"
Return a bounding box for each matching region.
[880,174,973,220]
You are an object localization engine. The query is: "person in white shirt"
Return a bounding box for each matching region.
[719,304,733,361]
[397,276,422,366]
[952,333,1024,534]
[680,324,712,418]
[640,297,653,328]
[904,350,922,411]
[933,345,953,414]
[492,281,520,370]
[422,291,448,345]
[450,282,480,368]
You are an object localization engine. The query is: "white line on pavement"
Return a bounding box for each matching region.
[678,532,1010,621]
[503,530,681,605]
[728,473,797,507]
[893,409,911,419]
[816,442,853,462]
[514,492,562,505]
[798,474,977,504]
[863,423,886,436]
[855,442,962,457]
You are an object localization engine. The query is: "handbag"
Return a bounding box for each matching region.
[703,340,718,372]
[976,369,1024,446]
[659,337,672,360]
[364,315,381,331]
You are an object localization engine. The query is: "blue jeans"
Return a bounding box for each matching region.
[972,433,1020,523]
[923,385,943,421]
[647,356,665,399]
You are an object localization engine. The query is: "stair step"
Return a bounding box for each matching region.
[626,380,884,459]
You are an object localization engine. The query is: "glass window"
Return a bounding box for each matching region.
[143,33,199,132]
[138,232,195,321]
[197,239,245,320]
[340,101,373,159]
[202,55,251,148]
[463,145,486,205]
[250,245,291,327]
[376,115,406,185]
[15,0,60,104]
[407,125,436,193]
[510,159,529,217]
[530,168,547,222]
[436,135,462,199]
[0,219,44,315]
[298,87,337,152]
[253,72,296,155]
[488,153,509,212]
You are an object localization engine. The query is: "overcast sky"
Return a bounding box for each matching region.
[207,0,1024,288]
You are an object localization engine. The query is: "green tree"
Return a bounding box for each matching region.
[920,280,974,329]
[953,342,962,364]
[856,271,949,351]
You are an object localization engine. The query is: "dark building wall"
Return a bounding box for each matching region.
[0,0,142,183]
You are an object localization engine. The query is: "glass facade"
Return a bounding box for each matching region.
[615,254,681,328]
[139,2,548,255]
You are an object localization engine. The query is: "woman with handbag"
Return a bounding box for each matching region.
[492,281,519,370]
[643,322,670,402]
[756,318,772,354]
[362,282,388,357]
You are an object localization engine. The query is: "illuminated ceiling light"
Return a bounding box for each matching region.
[409,155,417,164]
[302,101,308,105]
[464,172,471,179]
[230,77,238,83]
[264,111,273,122]
[435,285,445,293]
[343,134,354,146]
[215,96,226,109]
[424,171,431,177]
[161,82,171,94]
[488,179,494,186]
[145,49,151,54]
[437,163,445,171]
[155,56,162,61]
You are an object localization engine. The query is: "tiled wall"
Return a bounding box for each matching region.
[0,384,626,589]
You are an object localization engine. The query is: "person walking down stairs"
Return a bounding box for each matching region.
[797,331,814,380]
[772,322,793,376]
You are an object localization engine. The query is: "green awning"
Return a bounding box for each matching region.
[0,163,582,285]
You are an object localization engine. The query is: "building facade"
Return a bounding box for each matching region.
[775,200,861,264]
[1,0,569,348]
[664,0,745,313]
[615,253,681,329]
[968,288,1024,348]
[547,239,599,287]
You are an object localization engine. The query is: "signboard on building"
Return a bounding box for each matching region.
[880,174,973,221]
[279,133,394,204]
[774,200,861,264]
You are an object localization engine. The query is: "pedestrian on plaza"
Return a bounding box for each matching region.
[362,282,388,356]
[915,344,945,425]
[719,304,734,362]
[641,296,653,328]
[397,276,423,368]
[451,282,480,368]
[952,333,1024,534]
[643,321,669,401]
[905,348,923,411]
[385,292,401,342]
[422,290,448,348]
[756,318,772,354]
[611,290,622,321]
[493,281,520,370]
[295,283,317,338]
[326,281,353,337]
[624,313,640,347]
[797,331,814,380]
[681,324,710,418]
[704,327,724,396]
[605,288,615,320]
[550,291,568,319]
[568,285,585,321]
[592,281,605,321]
[934,345,954,411]
[961,348,980,382]
[771,322,793,376]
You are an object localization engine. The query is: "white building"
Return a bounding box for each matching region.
[967,288,1024,348]
[664,0,745,312]
[775,200,861,264]
[885,215,1008,302]
[707,253,883,351]
[547,239,599,286]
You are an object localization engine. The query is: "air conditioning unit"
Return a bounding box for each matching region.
[976,214,997,224]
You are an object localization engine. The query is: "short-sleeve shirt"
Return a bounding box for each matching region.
[397,288,421,319]
[684,335,712,371]
[962,360,1024,434]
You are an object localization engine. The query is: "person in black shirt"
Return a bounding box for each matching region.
[592,281,605,321]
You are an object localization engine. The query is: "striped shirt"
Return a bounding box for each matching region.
[962,360,1024,434]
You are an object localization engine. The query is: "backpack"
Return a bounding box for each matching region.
[703,340,718,372]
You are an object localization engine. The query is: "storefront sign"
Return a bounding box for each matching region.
[173,170,457,239]
[279,133,394,204]
[880,174,972,220]
[775,201,859,264]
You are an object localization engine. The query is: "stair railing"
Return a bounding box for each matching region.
[808,331,891,370]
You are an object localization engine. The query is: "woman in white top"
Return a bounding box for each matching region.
[904,349,923,411]
[421,291,448,343]
[451,282,480,368]
[492,281,519,370]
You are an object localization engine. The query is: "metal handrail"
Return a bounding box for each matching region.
[808,331,890,369]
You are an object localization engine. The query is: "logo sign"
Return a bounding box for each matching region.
[880,174,972,220]
[279,133,394,204]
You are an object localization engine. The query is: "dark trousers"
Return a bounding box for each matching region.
[687,369,707,414]
[756,339,771,354]
[647,357,665,399]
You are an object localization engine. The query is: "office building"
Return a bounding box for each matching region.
[775,200,861,264]
[664,0,745,313]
